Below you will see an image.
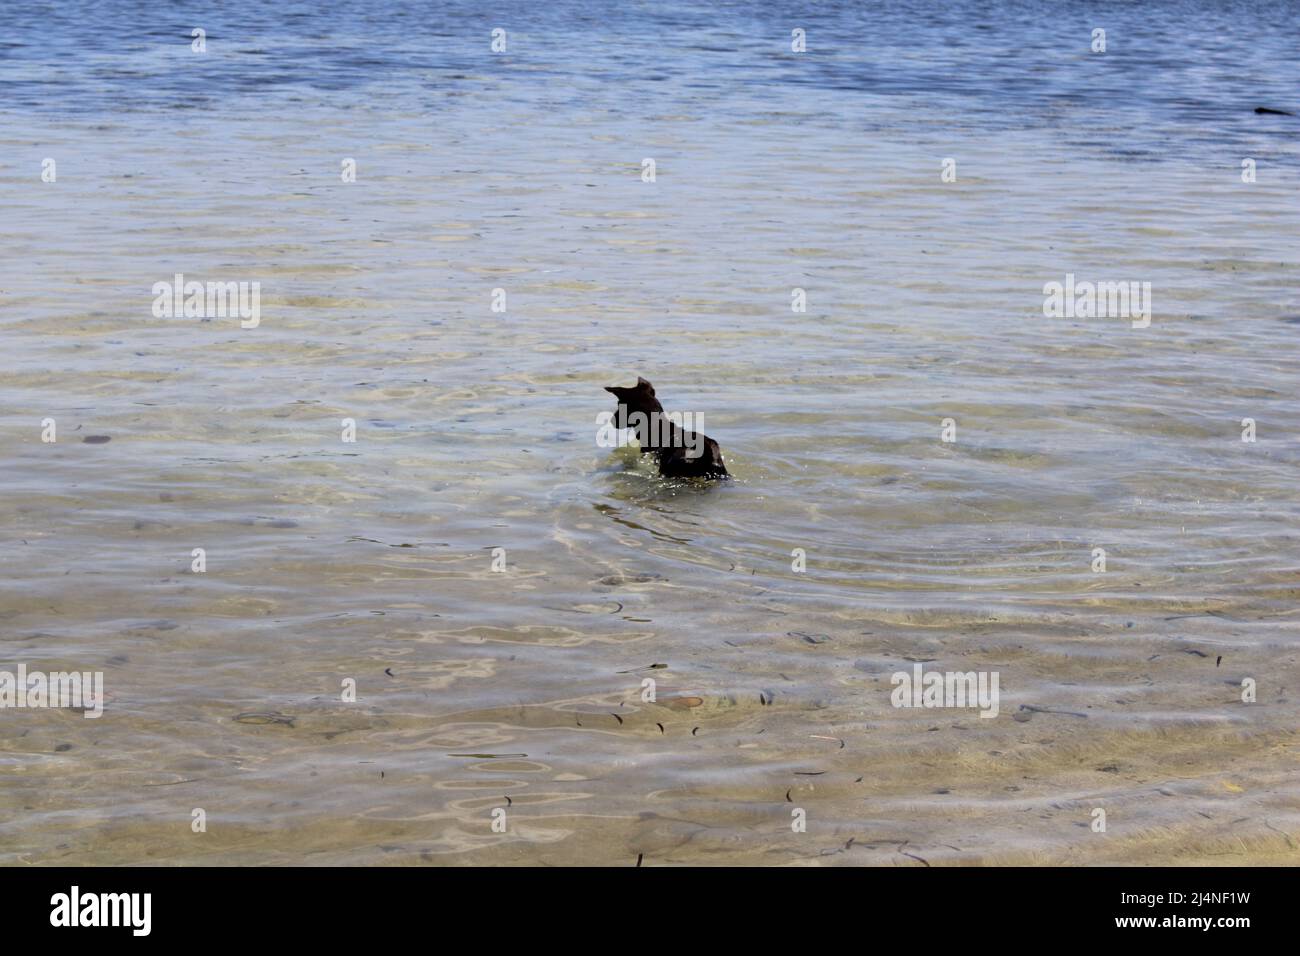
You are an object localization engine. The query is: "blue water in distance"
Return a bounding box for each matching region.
[2,1,1297,165]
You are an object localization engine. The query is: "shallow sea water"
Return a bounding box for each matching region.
[1,1,1298,864]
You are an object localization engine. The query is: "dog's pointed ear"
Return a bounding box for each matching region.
[635,376,655,395]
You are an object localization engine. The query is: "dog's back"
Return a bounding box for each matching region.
[655,432,728,478]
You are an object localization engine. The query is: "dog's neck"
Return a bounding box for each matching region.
[638,417,683,455]
[627,399,673,451]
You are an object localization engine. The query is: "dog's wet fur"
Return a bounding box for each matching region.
[604,377,729,479]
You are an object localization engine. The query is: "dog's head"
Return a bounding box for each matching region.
[604,376,662,428]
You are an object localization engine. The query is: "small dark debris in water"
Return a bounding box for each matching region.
[656,722,664,734]
[1012,711,1033,723]
[505,795,512,807]
[789,631,830,644]
[616,663,666,674]
[1184,648,1209,658]
[933,788,950,794]
[1216,655,1222,667]
[82,435,111,444]
[1255,106,1294,115]
[691,727,699,736]
[903,656,936,663]
[55,743,73,752]
[611,713,623,725]
[234,712,295,727]
[635,853,643,867]
[855,776,864,783]
[381,771,385,779]
[447,753,528,759]
[384,668,394,677]
[597,573,663,586]
[785,789,792,803]
[759,691,770,705]
[795,770,825,776]
[900,850,930,867]
[1019,704,1088,719]
[1098,765,1120,773]
[1125,621,1134,628]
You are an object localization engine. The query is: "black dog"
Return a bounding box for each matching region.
[604,377,729,479]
